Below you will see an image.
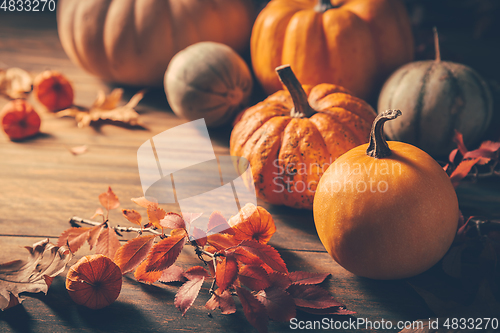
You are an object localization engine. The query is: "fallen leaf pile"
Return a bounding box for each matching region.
[0,239,72,311]
[58,187,353,332]
[57,88,146,128]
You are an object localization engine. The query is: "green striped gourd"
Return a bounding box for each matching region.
[377,28,493,157]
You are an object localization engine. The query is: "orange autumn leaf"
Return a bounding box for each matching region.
[145,231,187,272]
[206,233,240,251]
[228,203,276,244]
[114,234,156,274]
[215,256,238,291]
[57,227,92,253]
[99,187,120,211]
[147,204,166,229]
[134,259,163,284]
[96,226,121,260]
[88,222,106,250]
[122,209,142,227]
[90,207,104,220]
[131,196,157,209]
[207,211,233,235]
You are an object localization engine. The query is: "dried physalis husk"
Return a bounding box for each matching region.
[0,67,33,99]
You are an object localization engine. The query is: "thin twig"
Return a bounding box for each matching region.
[69,216,163,236]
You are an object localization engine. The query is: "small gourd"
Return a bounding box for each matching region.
[378,28,493,157]
[313,110,459,279]
[164,42,253,127]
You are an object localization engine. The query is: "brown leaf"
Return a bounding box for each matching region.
[145,232,186,272]
[90,207,104,220]
[205,289,236,314]
[131,196,157,209]
[95,227,121,260]
[0,239,72,310]
[207,211,232,234]
[225,247,264,267]
[122,209,142,227]
[240,240,288,274]
[256,286,296,321]
[268,272,292,290]
[160,212,185,230]
[147,204,166,229]
[99,187,120,211]
[134,259,162,284]
[158,264,186,283]
[450,158,481,187]
[88,222,106,250]
[288,271,330,285]
[0,67,32,99]
[57,88,145,128]
[183,266,210,280]
[114,234,156,274]
[215,256,238,291]
[207,233,240,251]
[68,145,88,156]
[229,204,276,244]
[175,275,205,316]
[236,286,269,333]
[57,227,91,253]
[238,265,271,291]
[287,284,344,309]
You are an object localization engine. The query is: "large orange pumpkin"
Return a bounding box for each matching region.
[251,0,414,99]
[57,0,256,86]
[313,110,459,279]
[230,65,376,209]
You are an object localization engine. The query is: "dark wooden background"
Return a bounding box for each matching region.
[1,2,499,332]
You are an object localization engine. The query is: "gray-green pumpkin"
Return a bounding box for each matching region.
[378,29,493,157]
[164,42,253,128]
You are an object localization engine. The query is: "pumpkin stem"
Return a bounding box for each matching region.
[433,27,441,62]
[275,65,316,118]
[315,0,336,12]
[366,110,402,158]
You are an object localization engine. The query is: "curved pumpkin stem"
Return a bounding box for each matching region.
[433,27,441,62]
[366,110,402,158]
[315,0,335,12]
[275,65,316,118]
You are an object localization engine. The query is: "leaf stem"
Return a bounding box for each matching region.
[69,216,163,236]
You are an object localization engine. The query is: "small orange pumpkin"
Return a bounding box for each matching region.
[230,65,376,209]
[66,254,122,309]
[1,99,41,140]
[251,0,414,99]
[313,110,459,279]
[33,70,74,112]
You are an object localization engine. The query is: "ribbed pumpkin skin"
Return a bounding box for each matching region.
[165,42,253,128]
[251,0,414,99]
[378,61,493,157]
[230,84,376,209]
[66,254,122,310]
[57,0,255,86]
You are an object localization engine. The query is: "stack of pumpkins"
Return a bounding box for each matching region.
[57,0,493,280]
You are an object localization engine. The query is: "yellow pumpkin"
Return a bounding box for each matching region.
[57,0,256,86]
[251,0,414,99]
[313,110,459,279]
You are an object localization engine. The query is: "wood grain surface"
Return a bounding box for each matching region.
[0,10,498,333]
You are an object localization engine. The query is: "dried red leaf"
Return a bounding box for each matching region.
[207,233,240,251]
[95,226,122,260]
[256,286,296,321]
[57,227,91,253]
[225,247,264,266]
[175,276,206,316]
[207,211,232,234]
[238,265,271,291]
[229,204,276,244]
[190,227,207,247]
[122,209,142,227]
[287,284,343,309]
[160,212,185,229]
[145,232,186,272]
[183,266,210,280]
[159,264,186,283]
[215,256,238,291]
[131,196,157,208]
[99,186,120,211]
[453,130,468,156]
[463,140,500,165]
[450,158,481,187]
[236,286,269,333]
[113,234,156,274]
[87,222,106,250]
[134,259,162,284]
[147,204,166,229]
[205,289,236,314]
[268,272,292,290]
[240,240,288,274]
[288,271,330,285]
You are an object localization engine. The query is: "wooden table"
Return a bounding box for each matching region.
[0,10,499,333]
